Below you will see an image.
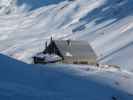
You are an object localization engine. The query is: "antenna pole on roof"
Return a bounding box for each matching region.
[50,36,53,42]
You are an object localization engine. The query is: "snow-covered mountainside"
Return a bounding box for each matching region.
[0,0,133,70]
[0,0,18,15]
[0,54,133,100]
[0,0,133,99]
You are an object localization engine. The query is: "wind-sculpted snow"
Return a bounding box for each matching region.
[0,0,17,15]
[0,0,133,70]
[17,0,66,11]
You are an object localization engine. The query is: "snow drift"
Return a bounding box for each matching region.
[0,54,133,100]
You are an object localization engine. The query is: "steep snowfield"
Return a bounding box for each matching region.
[0,0,133,70]
[0,54,133,100]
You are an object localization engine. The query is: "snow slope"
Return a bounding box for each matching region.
[0,54,133,100]
[0,0,133,71]
[0,0,133,99]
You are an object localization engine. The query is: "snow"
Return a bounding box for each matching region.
[0,0,133,99]
[65,52,72,57]
[35,53,62,62]
[0,54,133,100]
[0,0,132,70]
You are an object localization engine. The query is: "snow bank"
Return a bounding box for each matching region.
[0,54,133,99]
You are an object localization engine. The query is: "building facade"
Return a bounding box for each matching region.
[41,39,97,65]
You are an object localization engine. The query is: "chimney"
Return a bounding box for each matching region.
[45,41,47,49]
[67,39,71,46]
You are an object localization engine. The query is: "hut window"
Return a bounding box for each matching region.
[73,61,78,64]
[79,61,88,64]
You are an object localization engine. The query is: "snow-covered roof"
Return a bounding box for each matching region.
[53,40,97,58]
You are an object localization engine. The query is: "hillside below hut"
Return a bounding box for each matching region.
[33,39,97,65]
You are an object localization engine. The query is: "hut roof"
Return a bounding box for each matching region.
[53,40,97,58]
